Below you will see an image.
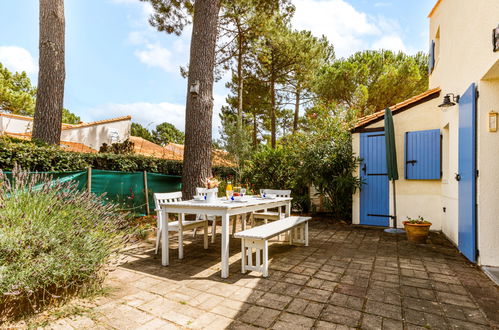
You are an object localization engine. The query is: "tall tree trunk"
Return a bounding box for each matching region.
[182,0,221,199]
[270,71,276,148]
[293,87,300,132]
[236,33,244,135]
[252,111,257,148]
[32,0,65,145]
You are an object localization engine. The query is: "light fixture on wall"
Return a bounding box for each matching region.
[438,93,460,108]
[488,111,498,132]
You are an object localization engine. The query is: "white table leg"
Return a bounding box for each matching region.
[161,209,169,266]
[221,213,230,278]
[178,213,184,259]
[285,201,291,217]
[203,221,208,249]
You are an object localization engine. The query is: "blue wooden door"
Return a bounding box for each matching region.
[458,83,477,262]
[360,132,389,226]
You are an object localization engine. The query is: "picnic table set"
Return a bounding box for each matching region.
[155,181,311,278]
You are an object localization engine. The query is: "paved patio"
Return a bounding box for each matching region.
[48,219,498,329]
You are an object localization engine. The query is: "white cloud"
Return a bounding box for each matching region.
[134,43,174,72]
[292,0,408,58]
[374,2,391,7]
[371,35,406,52]
[0,46,37,74]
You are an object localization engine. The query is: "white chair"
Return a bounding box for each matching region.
[154,192,209,259]
[251,189,291,227]
[195,187,242,242]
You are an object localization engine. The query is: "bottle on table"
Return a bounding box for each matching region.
[226,181,233,200]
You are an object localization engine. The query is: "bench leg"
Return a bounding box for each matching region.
[242,239,268,277]
[241,239,247,274]
[263,240,269,277]
[305,222,309,247]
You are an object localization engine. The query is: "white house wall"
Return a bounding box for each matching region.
[476,78,499,266]
[0,116,32,134]
[60,120,131,151]
[352,98,443,230]
[430,0,499,266]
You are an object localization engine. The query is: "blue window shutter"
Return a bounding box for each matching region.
[405,129,441,180]
[428,40,435,74]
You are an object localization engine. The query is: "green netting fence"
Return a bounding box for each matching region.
[3,169,182,216]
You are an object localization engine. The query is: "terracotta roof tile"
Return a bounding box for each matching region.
[130,136,235,167]
[1,131,97,153]
[428,0,442,17]
[0,113,74,127]
[61,116,131,130]
[60,141,98,153]
[352,87,441,131]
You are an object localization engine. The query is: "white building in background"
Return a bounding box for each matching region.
[0,112,132,151]
[351,0,499,273]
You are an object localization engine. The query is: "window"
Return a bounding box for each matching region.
[405,129,441,180]
[429,26,440,74]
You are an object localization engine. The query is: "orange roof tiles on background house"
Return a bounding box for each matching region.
[0,113,75,128]
[1,131,98,153]
[61,116,132,130]
[352,87,441,131]
[0,113,131,129]
[130,136,235,167]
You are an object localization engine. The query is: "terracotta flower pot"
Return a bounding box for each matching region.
[403,221,432,244]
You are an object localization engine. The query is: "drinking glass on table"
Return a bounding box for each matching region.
[226,189,234,200]
[240,188,246,197]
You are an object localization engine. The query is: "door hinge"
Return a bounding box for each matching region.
[476,89,479,99]
[476,170,479,178]
[476,249,480,257]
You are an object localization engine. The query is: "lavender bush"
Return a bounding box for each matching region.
[0,167,130,320]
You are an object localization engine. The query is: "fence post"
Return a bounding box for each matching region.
[143,170,150,215]
[87,167,92,193]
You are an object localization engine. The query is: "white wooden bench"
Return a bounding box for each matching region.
[234,216,312,277]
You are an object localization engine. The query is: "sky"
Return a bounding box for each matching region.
[0,0,436,138]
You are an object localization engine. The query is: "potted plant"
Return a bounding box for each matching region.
[403,216,432,243]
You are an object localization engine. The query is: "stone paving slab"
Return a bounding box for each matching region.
[35,220,499,329]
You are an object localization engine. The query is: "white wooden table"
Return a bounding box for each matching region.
[159,196,292,278]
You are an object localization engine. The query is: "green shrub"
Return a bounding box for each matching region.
[240,105,361,220]
[241,146,310,212]
[0,137,235,178]
[299,131,361,220]
[0,167,131,321]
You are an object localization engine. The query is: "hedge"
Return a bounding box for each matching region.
[0,137,236,177]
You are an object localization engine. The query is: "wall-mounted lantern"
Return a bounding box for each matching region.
[438,93,460,108]
[488,111,498,132]
[493,24,499,52]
